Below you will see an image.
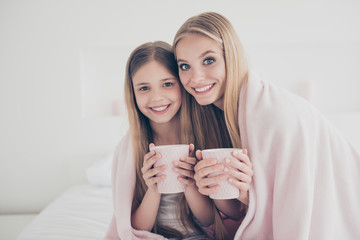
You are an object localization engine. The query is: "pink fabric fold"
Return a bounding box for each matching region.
[104,131,167,240]
[105,73,360,239]
[235,72,360,239]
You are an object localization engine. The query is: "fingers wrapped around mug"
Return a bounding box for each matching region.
[174,156,197,185]
[224,149,253,203]
[193,151,227,196]
[141,144,167,192]
[195,172,227,196]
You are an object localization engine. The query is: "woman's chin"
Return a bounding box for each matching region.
[195,98,213,106]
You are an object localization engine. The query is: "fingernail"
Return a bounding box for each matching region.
[224,167,229,172]
[229,178,233,182]
[174,161,179,166]
[211,159,217,164]
[225,158,230,164]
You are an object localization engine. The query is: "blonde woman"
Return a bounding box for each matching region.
[173,12,360,240]
[105,41,229,240]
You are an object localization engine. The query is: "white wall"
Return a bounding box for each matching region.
[1,0,359,214]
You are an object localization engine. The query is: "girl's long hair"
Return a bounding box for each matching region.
[125,41,205,238]
[173,12,249,239]
[173,11,248,149]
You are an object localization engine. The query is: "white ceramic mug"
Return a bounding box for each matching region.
[150,144,189,194]
[202,148,242,199]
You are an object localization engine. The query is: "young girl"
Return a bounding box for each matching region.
[173,12,360,240]
[105,41,240,240]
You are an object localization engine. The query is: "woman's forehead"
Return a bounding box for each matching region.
[175,34,222,59]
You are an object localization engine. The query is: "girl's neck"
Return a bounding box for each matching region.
[150,116,180,146]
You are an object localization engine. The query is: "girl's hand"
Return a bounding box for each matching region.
[174,144,197,187]
[193,150,227,196]
[141,143,167,193]
[225,149,253,205]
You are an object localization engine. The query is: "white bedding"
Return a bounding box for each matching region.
[17,184,113,240]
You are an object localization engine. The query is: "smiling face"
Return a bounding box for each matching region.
[132,60,182,125]
[175,33,226,109]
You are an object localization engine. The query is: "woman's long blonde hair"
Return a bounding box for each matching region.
[173,12,249,239]
[173,11,249,149]
[124,41,206,238]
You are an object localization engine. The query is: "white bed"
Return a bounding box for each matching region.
[17,154,114,240]
[17,184,113,240]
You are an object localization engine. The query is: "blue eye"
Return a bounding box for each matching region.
[204,58,215,65]
[139,86,149,91]
[163,82,174,87]
[179,64,190,71]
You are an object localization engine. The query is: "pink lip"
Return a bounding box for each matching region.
[149,104,170,114]
[192,83,215,95]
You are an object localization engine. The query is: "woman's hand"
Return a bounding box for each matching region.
[193,150,227,196]
[141,143,167,193]
[225,149,253,205]
[174,144,198,187]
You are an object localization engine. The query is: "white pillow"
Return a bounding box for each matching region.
[86,154,113,186]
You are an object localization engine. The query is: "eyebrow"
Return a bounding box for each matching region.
[161,77,177,81]
[134,77,177,86]
[135,82,148,86]
[177,50,218,63]
[200,50,217,58]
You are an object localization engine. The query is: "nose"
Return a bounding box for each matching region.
[190,67,205,84]
[149,87,165,103]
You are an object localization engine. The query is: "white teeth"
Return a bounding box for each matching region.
[151,105,168,111]
[195,84,214,93]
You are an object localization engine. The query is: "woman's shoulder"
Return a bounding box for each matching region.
[243,72,321,127]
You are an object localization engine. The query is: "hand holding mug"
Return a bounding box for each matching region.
[174,143,197,186]
[193,150,227,196]
[150,144,189,193]
[224,149,253,205]
[141,143,167,193]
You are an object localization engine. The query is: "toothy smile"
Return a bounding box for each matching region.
[194,83,215,93]
[150,104,170,112]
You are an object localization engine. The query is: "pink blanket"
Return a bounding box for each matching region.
[235,72,360,239]
[105,73,360,239]
[104,131,167,240]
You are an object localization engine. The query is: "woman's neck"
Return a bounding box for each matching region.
[150,117,180,146]
[213,97,224,110]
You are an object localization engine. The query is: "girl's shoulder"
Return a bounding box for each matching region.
[116,129,132,151]
[112,129,133,163]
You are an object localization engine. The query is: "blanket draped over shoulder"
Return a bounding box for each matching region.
[235,72,360,239]
[104,131,167,240]
[105,72,360,240]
